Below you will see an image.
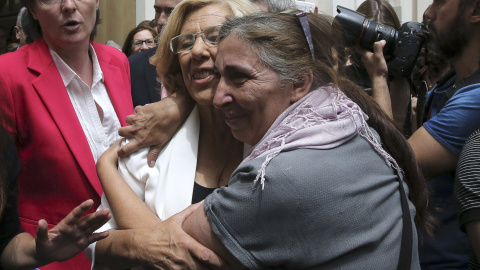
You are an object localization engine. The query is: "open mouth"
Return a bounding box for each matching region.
[193,69,214,80]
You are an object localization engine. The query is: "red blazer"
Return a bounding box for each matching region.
[0,40,133,270]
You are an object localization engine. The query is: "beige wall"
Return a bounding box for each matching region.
[95,0,137,49]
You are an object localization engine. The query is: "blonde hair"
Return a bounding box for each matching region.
[150,0,256,93]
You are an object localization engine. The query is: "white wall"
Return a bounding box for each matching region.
[136,0,156,26]
[306,0,430,22]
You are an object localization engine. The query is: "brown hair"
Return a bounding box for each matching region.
[217,12,435,234]
[122,24,158,57]
[356,0,401,29]
[150,0,256,94]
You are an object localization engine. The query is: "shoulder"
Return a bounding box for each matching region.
[455,129,480,226]
[128,47,156,65]
[92,42,128,64]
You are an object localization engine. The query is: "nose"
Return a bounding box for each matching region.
[190,36,210,60]
[157,12,168,30]
[213,78,234,109]
[61,0,77,12]
[140,42,149,51]
[424,4,434,21]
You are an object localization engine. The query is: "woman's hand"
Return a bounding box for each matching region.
[140,204,226,270]
[97,139,123,169]
[118,92,195,167]
[35,199,111,263]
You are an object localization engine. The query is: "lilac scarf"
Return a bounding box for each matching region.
[242,85,401,189]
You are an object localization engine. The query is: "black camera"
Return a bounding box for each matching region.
[334,5,429,78]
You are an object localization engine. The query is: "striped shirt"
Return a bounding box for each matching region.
[455,129,480,269]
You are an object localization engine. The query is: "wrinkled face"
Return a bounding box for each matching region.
[178,4,230,106]
[154,0,181,33]
[31,0,99,51]
[131,29,155,55]
[425,0,470,59]
[213,35,294,146]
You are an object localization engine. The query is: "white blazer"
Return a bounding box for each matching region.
[86,106,200,269]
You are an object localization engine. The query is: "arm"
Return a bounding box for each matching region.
[93,204,226,270]
[408,127,458,179]
[97,140,160,229]
[466,222,480,263]
[118,91,195,167]
[360,40,393,119]
[183,203,242,269]
[1,200,111,270]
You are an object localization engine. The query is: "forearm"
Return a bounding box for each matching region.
[389,77,411,128]
[371,73,393,119]
[97,159,160,229]
[1,233,47,270]
[93,229,145,269]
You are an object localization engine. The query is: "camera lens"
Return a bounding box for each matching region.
[360,20,397,60]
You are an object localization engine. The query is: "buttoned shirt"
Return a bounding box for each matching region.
[50,45,122,163]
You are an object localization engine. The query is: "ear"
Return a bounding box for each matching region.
[470,0,480,23]
[290,70,313,103]
[14,26,21,39]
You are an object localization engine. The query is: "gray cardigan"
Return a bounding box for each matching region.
[205,134,420,269]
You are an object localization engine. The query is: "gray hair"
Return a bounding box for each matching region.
[16,7,27,28]
[250,0,296,12]
[218,12,340,89]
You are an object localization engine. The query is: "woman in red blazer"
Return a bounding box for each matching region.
[0,0,133,269]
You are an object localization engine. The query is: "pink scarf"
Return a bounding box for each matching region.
[242,85,401,189]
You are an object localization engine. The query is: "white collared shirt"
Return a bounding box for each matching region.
[51,45,121,163]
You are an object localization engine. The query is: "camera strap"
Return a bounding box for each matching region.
[424,69,480,122]
[396,170,413,270]
[439,68,480,110]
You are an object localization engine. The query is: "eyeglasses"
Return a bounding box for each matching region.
[40,0,82,5]
[170,25,222,54]
[132,38,158,48]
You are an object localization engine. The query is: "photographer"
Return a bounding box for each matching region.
[362,0,480,269]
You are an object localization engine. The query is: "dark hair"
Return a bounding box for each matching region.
[20,0,101,42]
[218,12,435,234]
[356,0,401,29]
[121,24,158,57]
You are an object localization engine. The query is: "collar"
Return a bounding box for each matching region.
[50,44,104,88]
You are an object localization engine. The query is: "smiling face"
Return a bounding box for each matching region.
[31,0,99,51]
[178,4,230,106]
[213,34,296,146]
[131,29,155,55]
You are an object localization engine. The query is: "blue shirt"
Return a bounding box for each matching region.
[420,78,480,270]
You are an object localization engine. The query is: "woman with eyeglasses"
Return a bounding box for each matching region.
[0,0,133,269]
[86,0,256,269]
[121,23,158,57]
[103,11,434,269]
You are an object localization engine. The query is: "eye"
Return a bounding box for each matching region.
[179,41,195,50]
[165,8,174,15]
[230,72,249,86]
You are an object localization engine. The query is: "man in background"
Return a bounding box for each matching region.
[129,0,181,107]
[363,0,480,268]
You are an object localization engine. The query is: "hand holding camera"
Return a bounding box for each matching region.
[334,5,429,78]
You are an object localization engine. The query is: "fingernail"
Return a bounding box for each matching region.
[149,161,155,167]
